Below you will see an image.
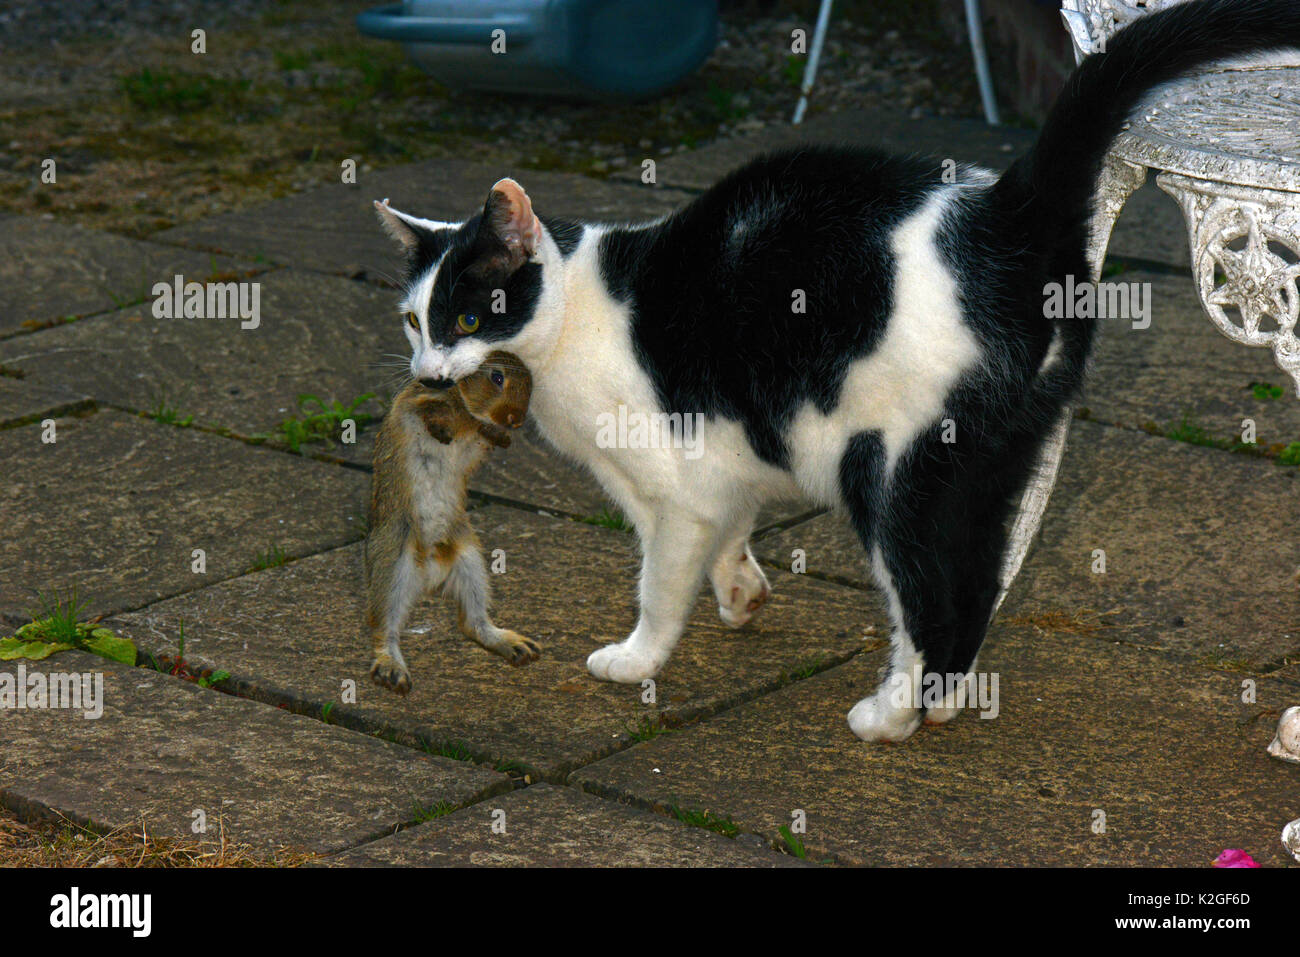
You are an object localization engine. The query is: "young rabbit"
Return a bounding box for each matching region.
[365,351,539,694]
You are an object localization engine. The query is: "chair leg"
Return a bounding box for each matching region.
[964,0,1001,126]
[792,0,835,125]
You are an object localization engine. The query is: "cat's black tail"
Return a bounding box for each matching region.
[993,0,1300,261]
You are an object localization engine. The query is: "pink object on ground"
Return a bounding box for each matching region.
[1212,849,1260,868]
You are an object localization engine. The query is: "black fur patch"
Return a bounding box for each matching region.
[404,223,456,280]
[601,145,936,467]
[413,212,545,347]
[543,216,584,257]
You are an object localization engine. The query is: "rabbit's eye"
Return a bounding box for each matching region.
[490,370,505,387]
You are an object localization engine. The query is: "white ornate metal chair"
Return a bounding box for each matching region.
[995,0,1300,612]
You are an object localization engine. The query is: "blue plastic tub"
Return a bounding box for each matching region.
[356,0,718,99]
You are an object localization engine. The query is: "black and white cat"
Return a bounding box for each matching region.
[373,0,1300,742]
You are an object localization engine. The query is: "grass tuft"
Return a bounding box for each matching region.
[778,824,807,858]
[411,800,456,823]
[627,716,672,742]
[256,393,377,453]
[669,805,740,839]
[2,588,137,666]
[1250,381,1285,400]
[149,390,194,427]
[249,544,287,572]
[120,68,250,112]
[579,508,633,533]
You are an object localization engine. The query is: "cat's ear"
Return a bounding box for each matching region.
[474,178,542,274]
[374,198,436,251]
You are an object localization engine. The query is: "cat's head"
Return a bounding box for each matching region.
[375,179,560,388]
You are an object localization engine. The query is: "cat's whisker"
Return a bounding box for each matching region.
[364,264,405,290]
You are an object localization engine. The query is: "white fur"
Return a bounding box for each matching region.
[846,545,925,742]
[924,656,979,725]
[1037,328,1063,376]
[404,412,488,537]
[788,190,983,502]
[710,537,771,628]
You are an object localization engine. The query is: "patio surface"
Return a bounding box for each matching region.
[2,107,1297,867]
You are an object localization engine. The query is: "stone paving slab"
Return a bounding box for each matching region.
[0,218,252,338]
[1110,181,1191,269]
[0,269,611,516]
[1084,269,1300,441]
[0,374,90,427]
[614,110,1187,268]
[570,625,1300,866]
[753,509,865,587]
[0,409,366,623]
[324,782,803,867]
[0,267,406,436]
[107,505,887,778]
[757,418,1299,668]
[151,158,692,277]
[1005,419,1299,669]
[0,652,507,854]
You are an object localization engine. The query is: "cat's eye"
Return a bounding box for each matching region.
[405,311,419,331]
[457,312,480,334]
[490,370,505,388]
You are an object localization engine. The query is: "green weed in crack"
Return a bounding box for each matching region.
[142,618,231,688]
[669,805,741,839]
[411,800,456,823]
[254,392,378,453]
[148,389,194,427]
[249,543,287,572]
[1,587,137,666]
[579,507,633,532]
[627,716,673,742]
[778,825,807,859]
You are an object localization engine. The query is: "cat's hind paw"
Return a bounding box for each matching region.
[713,550,772,629]
[923,664,978,726]
[847,692,922,743]
[586,640,663,684]
[370,655,412,695]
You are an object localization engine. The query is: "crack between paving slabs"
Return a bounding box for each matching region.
[0,263,284,342]
[0,398,97,431]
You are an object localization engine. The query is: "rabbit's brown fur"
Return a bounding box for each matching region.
[365,351,536,695]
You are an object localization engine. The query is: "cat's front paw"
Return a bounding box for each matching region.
[847,692,922,743]
[713,551,771,628]
[586,640,663,684]
[370,654,411,695]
